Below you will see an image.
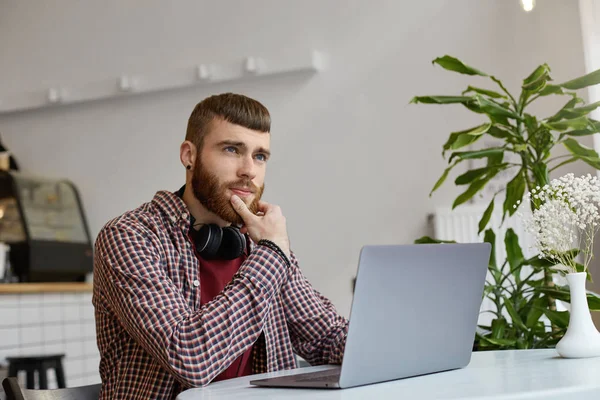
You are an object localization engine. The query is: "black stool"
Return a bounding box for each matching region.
[6,354,66,389]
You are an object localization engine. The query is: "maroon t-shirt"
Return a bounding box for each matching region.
[192,240,254,382]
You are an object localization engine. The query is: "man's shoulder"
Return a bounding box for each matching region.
[97,191,175,242]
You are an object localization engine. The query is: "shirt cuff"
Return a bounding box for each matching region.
[239,245,288,294]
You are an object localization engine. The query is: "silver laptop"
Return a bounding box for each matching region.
[250,243,491,389]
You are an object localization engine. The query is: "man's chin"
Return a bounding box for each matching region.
[216,205,245,226]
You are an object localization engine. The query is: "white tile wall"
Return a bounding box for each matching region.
[41,306,64,324]
[20,306,43,325]
[0,291,99,389]
[43,324,63,342]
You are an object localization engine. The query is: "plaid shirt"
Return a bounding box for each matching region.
[93,190,349,399]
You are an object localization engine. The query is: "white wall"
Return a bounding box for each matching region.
[0,0,593,317]
[579,0,600,151]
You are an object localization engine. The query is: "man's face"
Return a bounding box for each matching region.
[192,119,269,225]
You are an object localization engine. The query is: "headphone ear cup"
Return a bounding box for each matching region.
[196,224,223,260]
[218,226,246,260]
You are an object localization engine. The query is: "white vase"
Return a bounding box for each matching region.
[555,272,600,358]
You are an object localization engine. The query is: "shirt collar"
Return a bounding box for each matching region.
[152,189,192,229]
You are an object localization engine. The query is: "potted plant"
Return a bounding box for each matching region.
[411,56,600,350]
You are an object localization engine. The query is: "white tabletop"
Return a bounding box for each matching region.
[176,349,600,400]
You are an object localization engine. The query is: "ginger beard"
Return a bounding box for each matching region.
[191,159,264,226]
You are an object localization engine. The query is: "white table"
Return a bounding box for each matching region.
[176,349,600,399]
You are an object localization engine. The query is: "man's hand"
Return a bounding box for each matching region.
[230,195,290,258]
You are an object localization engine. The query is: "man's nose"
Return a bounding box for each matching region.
[237,155,256,180]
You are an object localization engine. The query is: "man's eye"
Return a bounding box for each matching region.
[255,154,267,162]
[224,146,238,153]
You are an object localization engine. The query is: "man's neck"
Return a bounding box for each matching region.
[182,184,230,228]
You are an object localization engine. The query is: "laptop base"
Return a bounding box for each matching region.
[250,367,341,389]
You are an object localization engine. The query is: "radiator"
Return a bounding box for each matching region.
[430,201,537,263]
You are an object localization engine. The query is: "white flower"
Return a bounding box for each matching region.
[521,173,600,274]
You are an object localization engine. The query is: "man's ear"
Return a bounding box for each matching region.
[180,141,197,169]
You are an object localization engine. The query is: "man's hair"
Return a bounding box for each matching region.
[185,93,271,151]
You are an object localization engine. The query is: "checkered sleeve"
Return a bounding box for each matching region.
[94,223,288,387]
[280,251,349,365]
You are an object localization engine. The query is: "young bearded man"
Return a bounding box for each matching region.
[93,93,349,399]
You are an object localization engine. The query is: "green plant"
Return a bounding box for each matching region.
[412,56,600,350]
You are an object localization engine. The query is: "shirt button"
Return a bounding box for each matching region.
[193,280,200,287]
[181,212,188,219]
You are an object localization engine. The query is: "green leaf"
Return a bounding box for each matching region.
[414,236,457,244]
[450,134,482,151]
[462,86,506,99]
[535,287,600,311]
[452,172,498,209]
[563,138,600,159]
[479,336,517,347]
[574,263,594,281]
[483,229,499,282]
[553,101,600,120]
[491,317,507,339]
[526,296,546,327]
[524,114,539,133]
[532,163,549,187]
[443,123,492,154]
[543,309,570,329]
[454,168,488,185]
[587,292,600,311]
[575,156,600,170]
[487,125,512,139]
[567,100,600,114]
[449,147,505,163]
[478,197,495,234]
[526,278,545,288]
[462,100,486,114]
[562,120,600,137]
[538,84,565,96]
[505,228,525,279]
[513,144,528,152]
[504,296,528,331]
[489,114,512,127]
[522,64,551,93]
[455,164,506,185]
[487,152,504,166]
[544,116,593,132]
[410,96,473,105]
[483,284,495,298]
[557,68,600,90]
[475,95,522,120]
[430,161,459,196]
[503,172,526,217]
[516,338,530,350]
[547,97,584,122]
[432,55,488,76]
[525,256,556,269]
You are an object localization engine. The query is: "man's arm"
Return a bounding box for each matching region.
[94,223,288,387]
[281,252,349,365]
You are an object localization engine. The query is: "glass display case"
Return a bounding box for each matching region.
[0,171,93,282]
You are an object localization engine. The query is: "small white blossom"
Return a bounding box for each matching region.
[518,173,600,274]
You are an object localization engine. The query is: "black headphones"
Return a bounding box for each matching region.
[190,223,247,260]
[176,184,247,260]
